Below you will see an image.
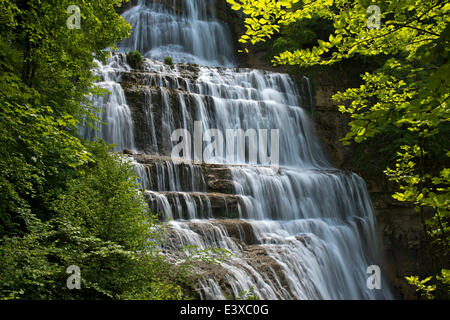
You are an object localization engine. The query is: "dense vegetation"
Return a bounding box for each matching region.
[228,0,449,299]
[0,0,195,299]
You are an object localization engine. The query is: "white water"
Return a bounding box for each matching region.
[80,55,135,152]
[119,0,235,67]
[82,0,393,299]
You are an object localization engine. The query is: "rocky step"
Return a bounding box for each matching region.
[121,70,273,102]
[144,191,243,220]
[131,153,291,172]
[130,153,346,196]
[162,218,312,299]
[121,68,302,156]
[131,154,235,194]
[131,154,359,221]
[165,219,259,247]
[121,70,198,90]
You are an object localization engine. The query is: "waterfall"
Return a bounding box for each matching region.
[82,0,393,299]
[80,54,136,152]
[119,0,235,67]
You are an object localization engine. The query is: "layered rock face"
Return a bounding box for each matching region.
[309,69,430,299]
[80,0,395,299]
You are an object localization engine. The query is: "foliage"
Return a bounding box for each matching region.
[405,275,436,299]
[166,245,233,296]
[406,269,450,300]
[228,0,449,298]
[127,50,143,69]
[181,245,233,265]
[254,15,334,61]
[0,147,191,300]
[164,57,174,65]
[50,149,188,299]
[0,0,131,236]
[1,0,131,119]
[235,287,260,300]
[0,67,92,237]
[0,0,201,300]
[225,287,260,300]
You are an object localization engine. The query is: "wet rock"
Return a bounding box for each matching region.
[144,191,242,220]
[132,154,236,195]
[123,148,134,155]
[211,220,258,245]
[295,235,312,247]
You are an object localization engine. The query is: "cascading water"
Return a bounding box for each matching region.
[119,0,235,67]
[82,0,393,299]
[80,55,135,152]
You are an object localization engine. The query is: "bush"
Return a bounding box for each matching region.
[126,50,143,69]
[0,143,190,300]
[164,57,173,65]
[253,15,334,62]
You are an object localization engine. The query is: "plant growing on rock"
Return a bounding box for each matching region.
[164,56,173,65]
[127,50,144,69]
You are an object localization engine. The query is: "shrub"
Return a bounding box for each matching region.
[164,57,173,65]
[0,144,189,300]
[126,50,143,69]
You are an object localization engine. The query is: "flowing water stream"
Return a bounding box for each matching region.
[82,0,393,299]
